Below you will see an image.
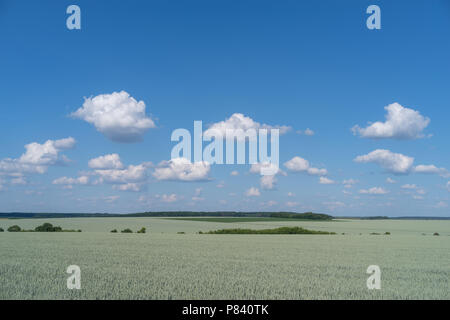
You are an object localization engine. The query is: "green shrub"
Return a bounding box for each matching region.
[384,232,391,235]
[110,229,118,233]
[35,223,62,232]
[177,231,186,234]
[204,227,335,235]
[121,228,133,233]
[137,227,146,234]
[7,225,21,232]
[0,227,4,232]
[433,232,440,236]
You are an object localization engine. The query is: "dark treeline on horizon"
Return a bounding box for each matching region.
[0,211,332,220]
[1,212,449,220]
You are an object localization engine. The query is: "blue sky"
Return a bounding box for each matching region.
[0,0,449,216]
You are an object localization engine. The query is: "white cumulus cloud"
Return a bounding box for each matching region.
[352,102,430,139]
[53,176,89,186]
[245,187,260,197]
[414,164,450,178]
[250,162,285,190]
[113,183,143,192]
[401,184,417,189]
[284,156,327,176]
[359,187,389,195]
[319,177,335,184]
[204,113,291,140]
[88,153,124,169]
[297,128,315,136]
[153,158,211,181]
[0,138,76,180]
[71,91,155,142]
[159,194,179,203]
[354,149,414,174]
[95,164,149,184]
[386,177,396,184]
[85,154,151,192]
[260,175,277,190]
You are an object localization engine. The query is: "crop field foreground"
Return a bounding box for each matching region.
[0,218,449,299]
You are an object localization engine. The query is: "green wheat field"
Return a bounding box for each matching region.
[0,217,449,299]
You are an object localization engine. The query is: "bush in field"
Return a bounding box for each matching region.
[137,227,146,234]
[204,227,335,235]
[0,227,4,232]
[384,232,391,235]
[35,223,62,232]
[111,229,118,233]
[121,228,133,233]
[7,225,21,232]
[433,232,440,236]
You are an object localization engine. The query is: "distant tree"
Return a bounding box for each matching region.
[7,225,21,232]
[0,227,4,232]
[137,227,146,234]
[110,229,118,233]
[32,223,79,232]
[121,228,133,233]
[433,232,440,236]
[35,223,62,232]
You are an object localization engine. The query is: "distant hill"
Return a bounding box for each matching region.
[0,211,333,220]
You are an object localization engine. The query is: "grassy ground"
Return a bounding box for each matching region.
[0,218,449,299]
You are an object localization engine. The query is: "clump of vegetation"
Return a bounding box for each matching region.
[177,231,185,234]
[35,223,62,232]
[34,223,79,232]
[7,225,21,232]
[121,228,133,233]
[6,223,80,233]
[203,226,335,235]
[110,229,118,233]
[433,232,440,236]
[0,227,4,232]
[369,232,391,236]
[137,227,146,234]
